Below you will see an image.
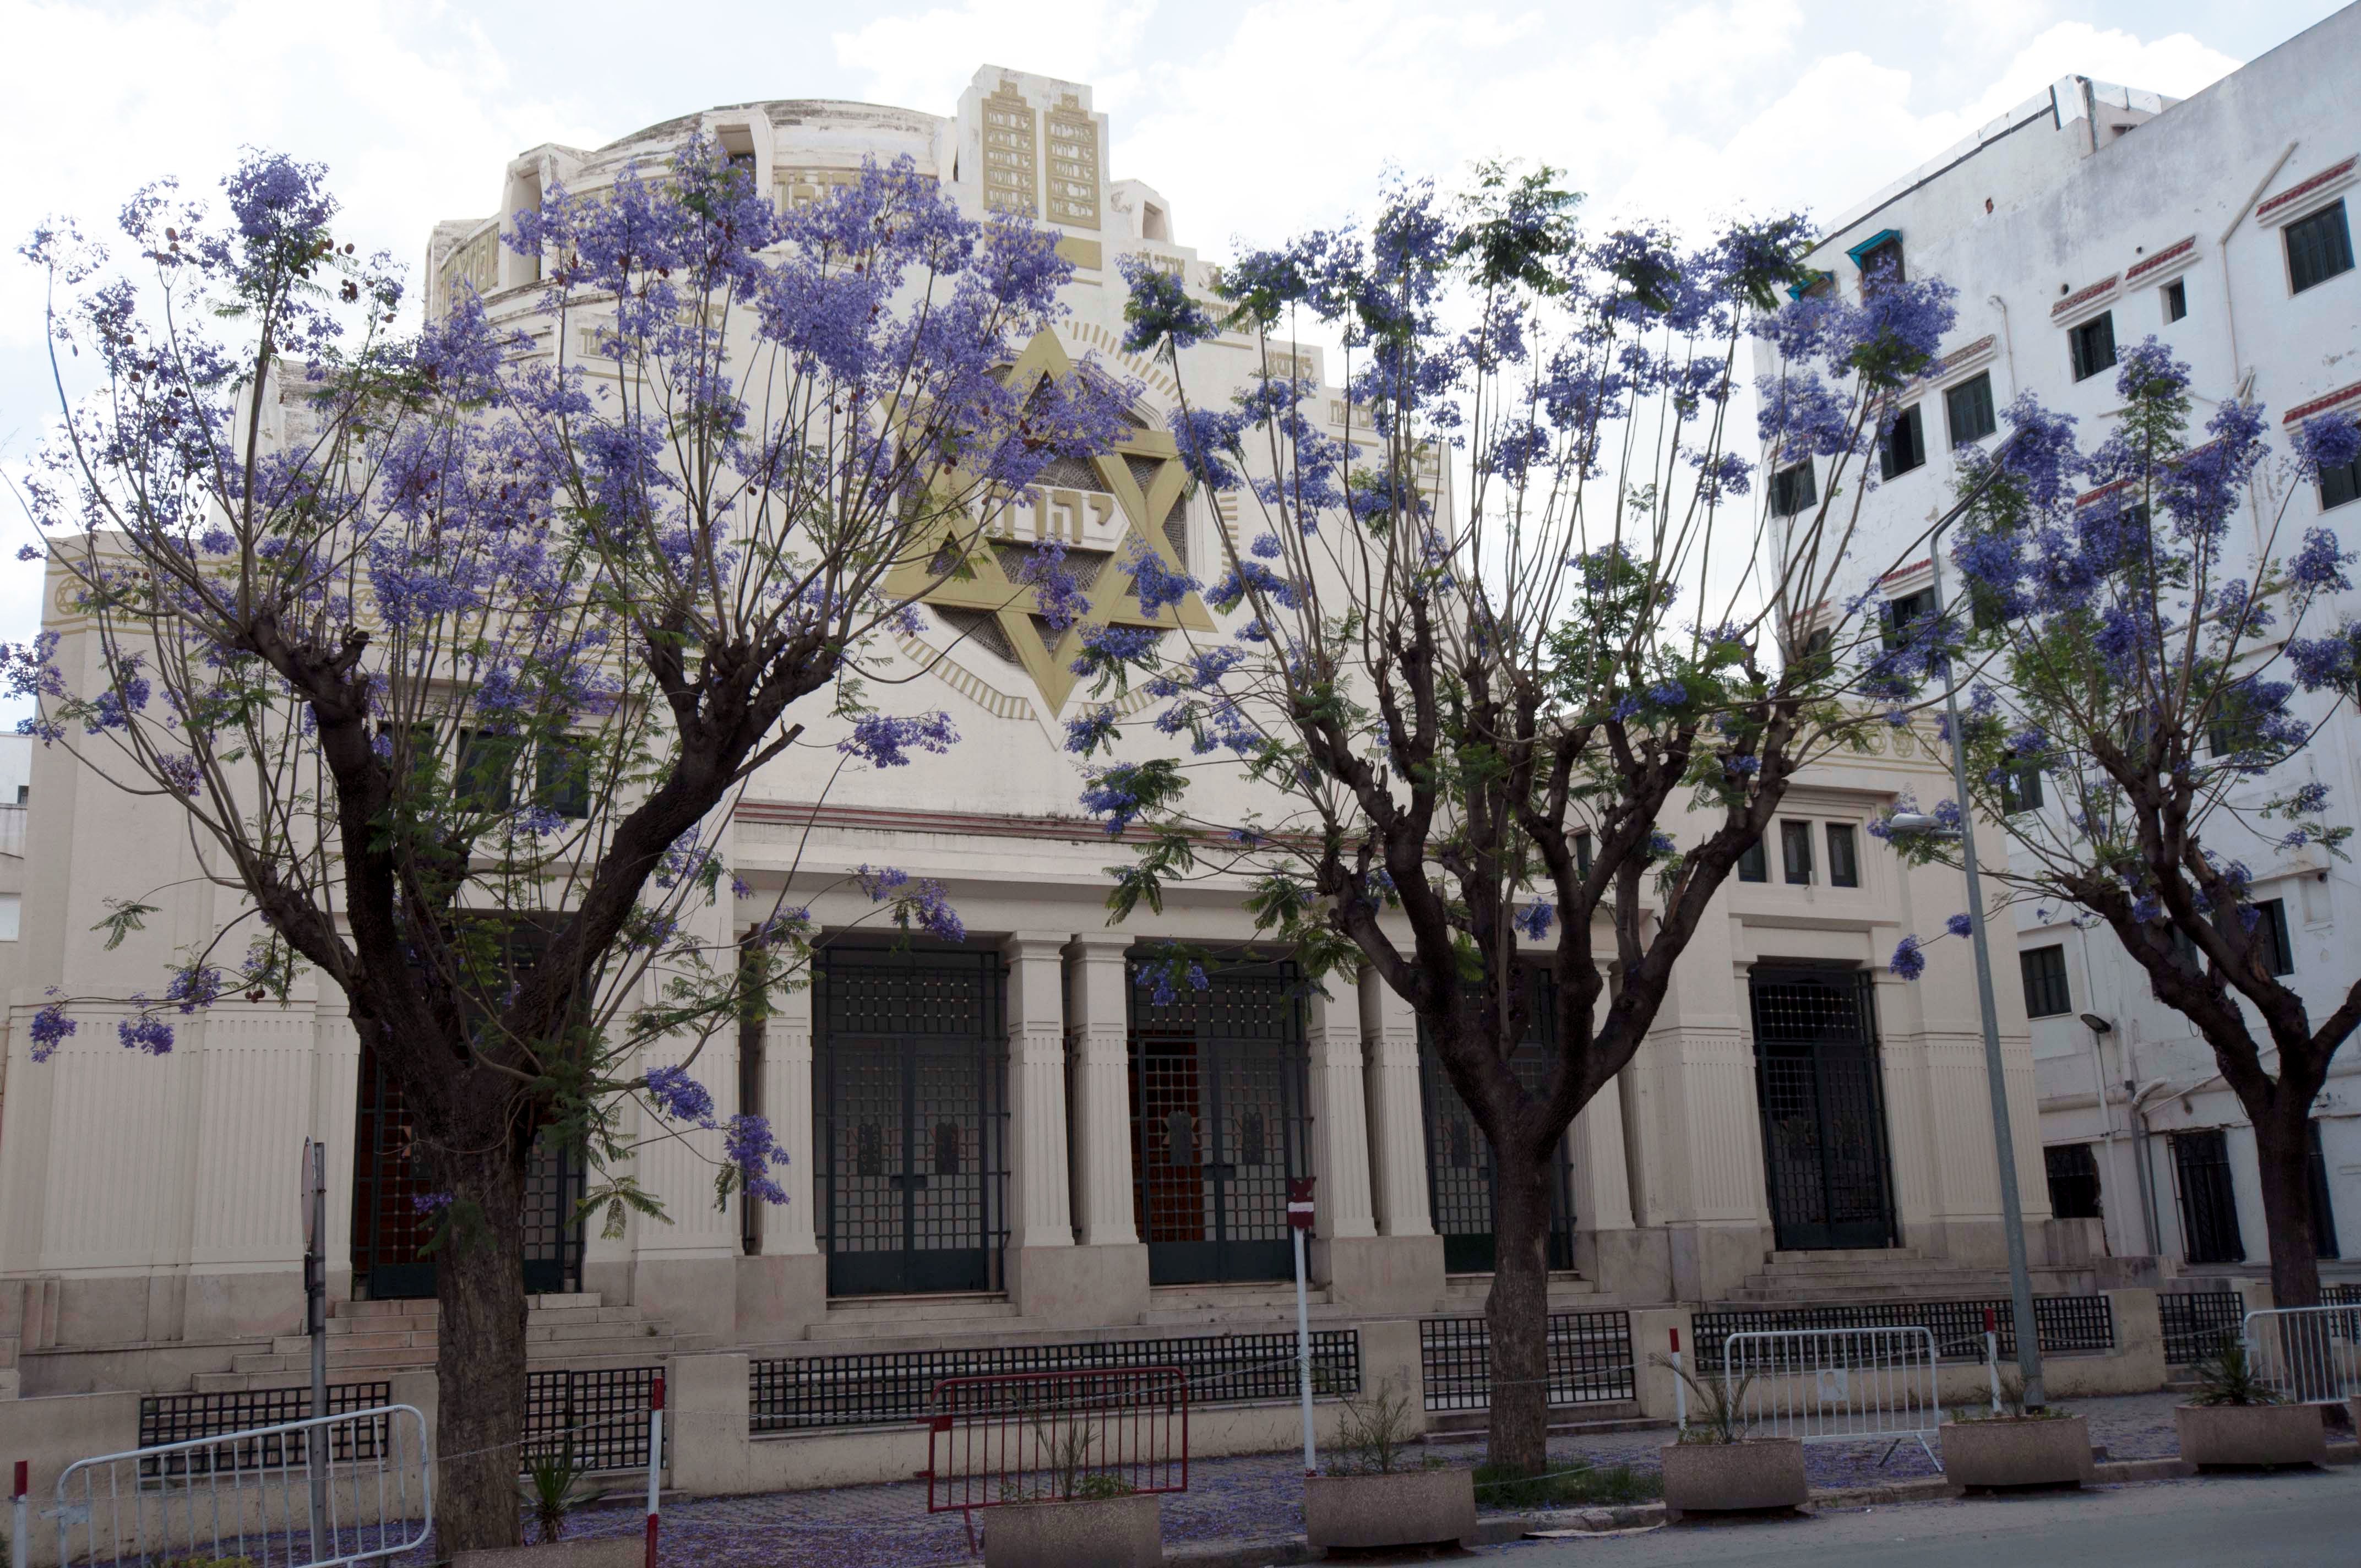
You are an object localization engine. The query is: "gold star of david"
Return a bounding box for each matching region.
[889,329,1216,715]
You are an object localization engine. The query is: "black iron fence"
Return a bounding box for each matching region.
[526,1365,663,1472]
[750,1330,1360,1434]
[2159,1291,2246,1365]
[1691,1295,2115,1369]
[137,1383,391,1479]
[1417,1310,1636,1412]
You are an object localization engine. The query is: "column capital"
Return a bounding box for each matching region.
[1003,929,1072,962]
[1066,930,1136,957]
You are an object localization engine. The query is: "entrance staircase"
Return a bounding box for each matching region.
[1439,1270,1598,1314]
[191,1293,711,1394]
[1725,1249,2020,1304]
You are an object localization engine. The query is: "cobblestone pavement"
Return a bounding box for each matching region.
[525,1390,2199,1566]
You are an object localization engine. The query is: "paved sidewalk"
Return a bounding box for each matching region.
[528,1389,2203,1566]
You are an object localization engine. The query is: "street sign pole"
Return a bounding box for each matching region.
[302,1139,329,1558]
[1288,1176,1316,1477]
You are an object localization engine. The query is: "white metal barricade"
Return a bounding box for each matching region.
[1720,1327,1942,1466]
[2243,1305,2361,1406]
[55,1403,431,1568]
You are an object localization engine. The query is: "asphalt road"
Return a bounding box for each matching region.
[1486,1469,2361,1566]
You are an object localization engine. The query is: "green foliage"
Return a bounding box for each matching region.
[524,1443,597,1543]
[1471,1460,1662,1507]
[1326,1377,1421,1476]
[2190,1333,2282,1407]
[1651,1352,1758,1445]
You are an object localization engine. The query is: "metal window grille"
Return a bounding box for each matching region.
[2172,1128,2245,1264]
[2044,1142,2102,1219]
[750,1330,1359,1433]
[2069,312,2118,380]
[524,1366,662,1472]
[2159,1291,2247,1365]
[1417,970,1576,1275]
[1691,1295,2114,1370]
[1749,970,1897,1251]
[1129,955,1311,1285]
[816,946,1009,1297]
[137,1384,391,1479]
[1417,1311,1636,1412]
[2287,200,2354,294]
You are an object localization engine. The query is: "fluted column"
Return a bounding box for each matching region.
[1065,933,1138,1246]
[1361,974,1433,1237]
[1004,932,1074,1250]
[761,984,818,1257]
[1305,982,1377,1240]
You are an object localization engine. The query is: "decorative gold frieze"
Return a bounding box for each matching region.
[981,80,1038,217]
[775,165,859,211]
[1054,236,1103,271]
[438,227,499,317]
[1044,94,1100,231]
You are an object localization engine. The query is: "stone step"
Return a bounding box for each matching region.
[1137,1302,1359,1328]
[817,1293,1016,1322]
[333,1292,606,1320]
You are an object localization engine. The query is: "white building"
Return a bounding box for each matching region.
[0,66,2087,1404]
[1757,3,2361,1289]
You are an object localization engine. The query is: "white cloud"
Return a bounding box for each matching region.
[831,0,1158,115]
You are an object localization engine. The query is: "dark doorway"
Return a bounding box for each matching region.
[350,1043,585,1300]
[815,946,1009,1297]
[1129,956,1310,1284]
[1748,968,1897,1251]
[2172,1128,2245,1264]
[2310,1121,2341,1259]
[1418,970,1577,1273]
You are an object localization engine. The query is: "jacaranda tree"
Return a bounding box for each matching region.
[1077,168,1983,1471]
[11,143,1123,1547]
[1882,339,2361,1310]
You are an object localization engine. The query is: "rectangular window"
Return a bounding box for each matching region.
[1770,460,1818,518]
[1852,232,1905,288]
[536,738,592,820]
[2322,447,2361,511]
[2045,1142,2102,1220]
[2000,761,2044,814]
[2310,1121,2341,1259]
[456,729,518,812]
[1883,585,1939,649]
[1737,835,1768,883]
[2163,277,2188,322]
[2069,312,2117,382]
[1826,824,1859,889]
[2254,897,2294,976]
[2173,1129,2245,1264]
[2286,200,2355,295]
[2020,943,2072,1017]
[1944,372,1997,447]
[1780,820,1814,885]
[1878,404,1927,478]
[1575,831,1594,879]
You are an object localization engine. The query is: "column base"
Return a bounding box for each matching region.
[1313,1234,1445,1314]
[1664,1222,1774,1303]
[1574,1227,1673,1302]
[734,1253,826,1342]
[627,1255,741,1340]
[1010,1243,1149,1329]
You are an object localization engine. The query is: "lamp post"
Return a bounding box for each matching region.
[1889,530,2047,1407]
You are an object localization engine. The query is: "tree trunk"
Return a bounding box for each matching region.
[434,1135,532,1553]
[1486,1147,1554,1476]
[2251,1101,2322,1310]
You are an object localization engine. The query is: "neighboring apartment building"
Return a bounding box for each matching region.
[1755,3,2361,1288]
[0,66,2076,1401]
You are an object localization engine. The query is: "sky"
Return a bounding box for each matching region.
[0,0,2347,673]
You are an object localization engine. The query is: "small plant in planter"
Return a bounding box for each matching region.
[1304,1378,1476,1551]
[1651,1353,1808,1522]
[978,1409,1162,1568]
[448,1447,641,1567]
[1942,1376,2091,1490]
[525,1445,596,1544]
[2175,1333,2327,1469]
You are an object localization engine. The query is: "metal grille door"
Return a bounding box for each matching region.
[1417,973,1576,1273]
[817,948,1009,1296]
[2172,1128,2245,1264]
[1129,957,1310,1283]
[1748,970,1896,1251]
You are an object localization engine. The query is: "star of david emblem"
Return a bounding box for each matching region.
[887,329,1216,715]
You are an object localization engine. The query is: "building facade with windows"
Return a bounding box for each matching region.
[1753,3,2361,1289]
[0,66,2084,1401]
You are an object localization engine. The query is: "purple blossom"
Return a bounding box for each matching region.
[1944,913,1973,939]
[1515,902,1555,940]
[1889,936,1927,981]
[645,1064,715,1124]
[28,1002,76,1063]
[2294,412,2361,477]
[1121,543,1200,620]
[411,1191,454,1217]
[1064,705,1120,756]
[1118,255,1216,355]
[117,1016,174,1055]
[838,711,958,768]
[724,1114,789,1206]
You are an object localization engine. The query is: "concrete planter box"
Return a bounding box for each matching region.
[1940,1415,2093,1488]
[2175,1402,2327,1468]
[980,1493,1160,1568]
[1305,1467,1477,1549]
[1660,1438,1808,1520]
[455,1538,645,1568]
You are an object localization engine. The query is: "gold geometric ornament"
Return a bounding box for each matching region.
[887,329,1216,715]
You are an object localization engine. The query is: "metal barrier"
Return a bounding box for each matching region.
[55,1403,431,1568]
[2243,1305,2361,1406]
[924,1366,1189,1520]
[2159,1291,2246,1365]
[1417,1311,1637,1412]
[1720,1327,1941,1466]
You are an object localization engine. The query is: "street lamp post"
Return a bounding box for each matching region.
[1892,530,2047,1407]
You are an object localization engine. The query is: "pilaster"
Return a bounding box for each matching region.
[1360,975,1432,1238]
[1004,931,1074,1250]
[1065,933,1137,1246]
[1304,981,1377,1242]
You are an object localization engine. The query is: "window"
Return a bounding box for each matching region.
[2286,200,2354,295]
[2045,1143,2102,1220]
[1574,831,1593,879]
[2069,312,2117,382]
[1826,824,1859,889]
[2163,277,2188,322]
[1737,835,1769,883]
[1944,372,1996,447]
[2310,1121,2341,1259]
[2000,761,2044,814]
[1849,229,1905,288]
[1878,404,1927,478]
[2020,943,2072,1017]
[2173,1129,2245,1263]
[1883,585,1939,649]
[1770,460,1818,518]
[456,729,518,812]
[536,738,592,820]
[1779,820,1814,885]
[2253,897,2294,977]
[2321,439,2361,511]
